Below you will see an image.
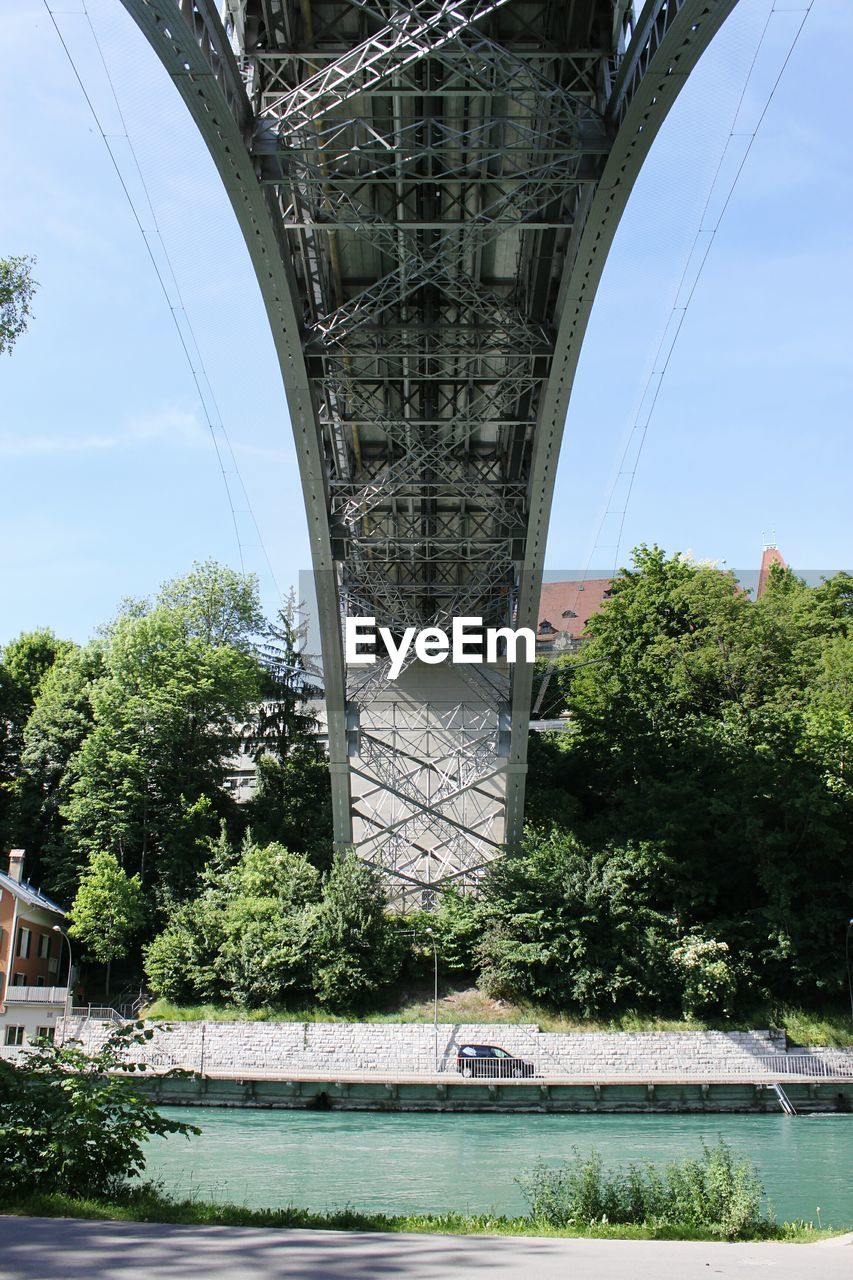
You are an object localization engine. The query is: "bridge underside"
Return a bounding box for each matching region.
[122,0,739,906]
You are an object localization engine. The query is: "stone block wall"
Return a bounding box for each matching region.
[57,1016,789,1078]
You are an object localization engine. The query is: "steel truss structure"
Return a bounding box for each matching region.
[121,0,740,906]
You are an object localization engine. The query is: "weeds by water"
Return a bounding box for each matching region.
[0,1143,839,1243]
[0,1182,831,1242]
[517,1139,770,1240]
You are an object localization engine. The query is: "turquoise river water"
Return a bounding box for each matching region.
[146,1109,853,1228]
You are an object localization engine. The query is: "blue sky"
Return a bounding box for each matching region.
[1,0,850,644]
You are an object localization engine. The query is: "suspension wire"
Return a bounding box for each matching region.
[43,0,283,599]
[532,0,813,718]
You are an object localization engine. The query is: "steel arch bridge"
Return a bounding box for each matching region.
[121,0,738,906]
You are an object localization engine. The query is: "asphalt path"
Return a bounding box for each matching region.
[1,1219,852,1280]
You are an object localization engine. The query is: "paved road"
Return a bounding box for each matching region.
[1,1219,851,1280]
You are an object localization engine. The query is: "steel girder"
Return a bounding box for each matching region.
[120,0,740,906]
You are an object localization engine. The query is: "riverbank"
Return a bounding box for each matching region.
[0,1190,834,1242]
[51,1015,853,1114]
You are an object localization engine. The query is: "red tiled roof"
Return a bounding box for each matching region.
[537,578,613,640]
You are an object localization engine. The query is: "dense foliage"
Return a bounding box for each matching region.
[68,852,147,994]
[2,547,849,1018]
[0,1025,197,1197]
[0,562,332,911]
[518,1140,769,1240]
[144,841,403,1012]
[522,548,852,1008]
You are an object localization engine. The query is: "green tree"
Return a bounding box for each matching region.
[533,548,852,1002]
[63,594,263,899]
[145,843,406,1013]
[68,851,147,994]
[155,558,265,650]
[15,643,103,895]
[308,852,404,1011]
[245,746,333,868]
[0,255,37,355]
[217,840,320,1005]
[255,588,323,757]
[144,837,321,1008]
[0,1023,197,1198]
[0,629,72,845]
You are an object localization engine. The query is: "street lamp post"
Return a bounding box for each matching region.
[846,919,853,1024]
[425,927,439,1073]
[52,925,73,1043]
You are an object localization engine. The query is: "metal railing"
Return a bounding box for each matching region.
[69,1005,127,1024]
[456,1056,538,1079]
[754,1052,853,1080]
[533,1052,853,1080]
[4,985,69,1005]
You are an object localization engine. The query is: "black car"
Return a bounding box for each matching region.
[456,1044,536,1078]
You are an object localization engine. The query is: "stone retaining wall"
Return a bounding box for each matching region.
[58,1017,789,1077]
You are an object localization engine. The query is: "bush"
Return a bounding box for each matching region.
[476,830,678,1015]
[143,923,196,1004]
[219,899,313,1007]
[309,852,404,1011]
[431,888,481,976]
[144,842,405,1013]
[672,935,738,1018]
[0,1024,197,1198]
[518,1140,769,1240]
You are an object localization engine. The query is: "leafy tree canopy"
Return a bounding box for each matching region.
[0,254,37,355]
[68,850,147,969]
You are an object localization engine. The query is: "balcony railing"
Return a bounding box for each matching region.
[4,985,69,1005]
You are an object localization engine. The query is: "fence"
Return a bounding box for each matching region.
[5,986,69,1005]
[69,1005,126,1025]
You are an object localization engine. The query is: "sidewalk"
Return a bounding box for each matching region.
[1,1219,851,1280]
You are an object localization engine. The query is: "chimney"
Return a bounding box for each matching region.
[7,849,25,884]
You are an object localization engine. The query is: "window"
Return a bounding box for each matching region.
[12,973,26,986]
[15,926,31,959]
[4,1026,24,1046]
[36,975,46,987]
[561,609,577,618]
[38,933,51,960]
[35,1026,55,1043]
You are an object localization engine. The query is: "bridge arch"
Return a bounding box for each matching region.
[120,0,740,905]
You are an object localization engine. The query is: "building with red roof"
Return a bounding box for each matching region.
[756,543,788,600]
[535,577,613,653]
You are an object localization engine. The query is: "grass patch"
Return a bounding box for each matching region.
[0,1185,833,1243]
[142,991,853,1044]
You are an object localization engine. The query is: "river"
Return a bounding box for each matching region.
[145,1108,853,1228]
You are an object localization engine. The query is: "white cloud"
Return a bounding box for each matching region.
[0,433,118,458]
[0,406,206,457]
